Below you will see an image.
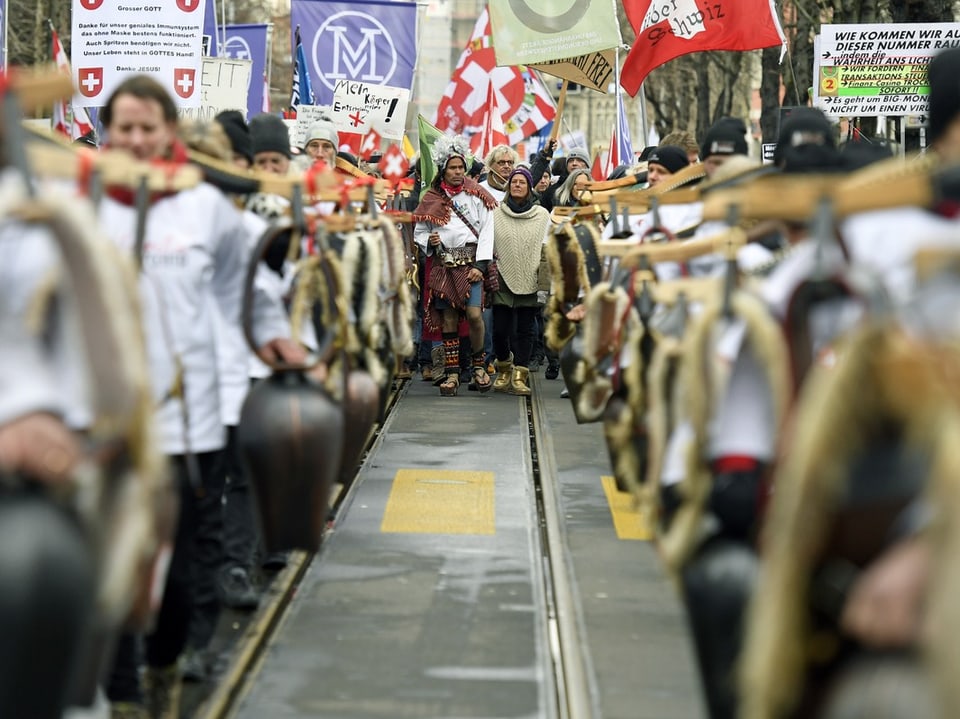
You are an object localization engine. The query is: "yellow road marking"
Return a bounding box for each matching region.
[601,476,653,540]
[381,469,496,534]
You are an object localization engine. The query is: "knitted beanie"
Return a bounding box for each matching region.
[700,117,748,159]
[647,145,690,174]
[249,113,291,158]
[214,110,252,163]
[307,117,339,147]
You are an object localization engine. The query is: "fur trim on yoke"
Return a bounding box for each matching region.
[375,216,415,358]
[642,335,684,529]
[602,307,648,501]
[738,326,953,719]
[7,184,166,625]
[572,281,634,423]
[544,223,592,352]
[659,290,790,574]
[411,177,497,226]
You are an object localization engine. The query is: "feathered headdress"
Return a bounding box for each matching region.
[431,134,470,170]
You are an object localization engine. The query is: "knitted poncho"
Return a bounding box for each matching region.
[494,202,550,295]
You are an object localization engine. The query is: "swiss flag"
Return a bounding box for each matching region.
[177,0,200,11]
[173,68,196,99]
[78,68,103,98]
[50,23,95,140]
[620,0,785,96]
[338,132,362,155]
[379,144,409,186]
[470,81,509,159]
[79,0,104,9]
[358,129,382,160]
[434,9,554,146]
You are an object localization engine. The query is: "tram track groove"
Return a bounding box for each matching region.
[195,379,410,719]
[528,377,597,719]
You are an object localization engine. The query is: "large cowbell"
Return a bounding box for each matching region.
[237,224,344,552]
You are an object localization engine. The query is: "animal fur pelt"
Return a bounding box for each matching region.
[641,335,685,531]
[738,326,957,719]
[570,281,638,423]
[544,223,593,352]
[374,216,415,358]
[338,227,388,388]
[659,290,790,574]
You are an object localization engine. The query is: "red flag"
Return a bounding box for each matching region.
[435,10,554,145]
[620,0,784,96]
[51,23,95,140]
[379,144,409,186]
[359,128,382,160]
[338,132,362,155]
[470,82,509,158]
[591,152,605,182]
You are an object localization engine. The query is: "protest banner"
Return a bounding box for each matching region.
[291,105,333,147]
[487,0,620,66]
[178,57,251,121]
[290,0,417,106]
[814,22,960,117]
[223,24,270,120]
[330,80,409,139]
[71,0,206,108]
[530,49,615,93]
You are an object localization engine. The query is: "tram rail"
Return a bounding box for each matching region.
[189,373,698,718]
[192,380,411,719]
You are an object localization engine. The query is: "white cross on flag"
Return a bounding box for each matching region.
[434,9,555,146]
[359,128,382,161]
[379,144,409,186]
[72,0,205,108]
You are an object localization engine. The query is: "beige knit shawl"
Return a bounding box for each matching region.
[494,202,550,295]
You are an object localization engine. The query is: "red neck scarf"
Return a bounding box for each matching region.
[104,139,192,206]
[440,179,464,196]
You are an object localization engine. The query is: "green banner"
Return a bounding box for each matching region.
[488,0,621,66]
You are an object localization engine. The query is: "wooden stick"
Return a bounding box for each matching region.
[598,227,746,267]
[27,143,203,192]
[11,66,75,108]
[549,80,569,143]
[649,277,723,305]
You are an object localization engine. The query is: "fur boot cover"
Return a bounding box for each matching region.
[659,289,790,574]
[739,325,960,719]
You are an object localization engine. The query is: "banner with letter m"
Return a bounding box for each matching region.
[291,0,417,106]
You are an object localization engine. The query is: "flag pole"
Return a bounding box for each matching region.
[2,1,8,73]
[549,79,569,143]
[219,0,227,56]
[266,23,274,113]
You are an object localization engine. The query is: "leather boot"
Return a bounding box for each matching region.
[509,366,531,396]
[492,354,514,392]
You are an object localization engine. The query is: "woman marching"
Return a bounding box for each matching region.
[490,167,552,395]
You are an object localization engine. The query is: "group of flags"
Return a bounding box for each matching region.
[50,0,784,175]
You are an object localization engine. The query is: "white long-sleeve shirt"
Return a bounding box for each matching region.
[0,172,92,429]
[98,183,245,455]
[215,210,292,426]
[414,189,495,262]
